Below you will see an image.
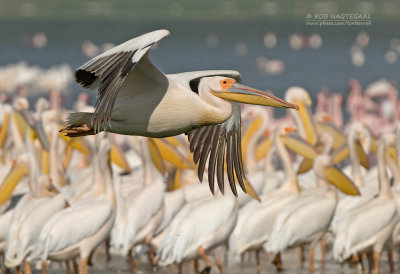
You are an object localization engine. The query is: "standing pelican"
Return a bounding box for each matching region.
[28,137,116,274]
[60,29,298,195]
[266,152,358,272]
[333,133,398,274]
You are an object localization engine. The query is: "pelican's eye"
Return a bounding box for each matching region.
[220,78,236,90]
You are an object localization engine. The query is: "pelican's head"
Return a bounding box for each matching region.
[0,154,30,205]
[285,87,317,145]
[13,97,29,111]
[314,154,360,195]
[207,77,299,110]
[348,122,371,153]
[285,87,312,106]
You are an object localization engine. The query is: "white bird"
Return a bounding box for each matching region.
[333,133,398,274]
[28,137,116,274]
[109,137,165,272]
[266,153,358,273]
[156,193,238,273]
[228,124,305,270]
[60,29,298,196]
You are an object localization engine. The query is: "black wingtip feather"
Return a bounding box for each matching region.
[75,69,97,88]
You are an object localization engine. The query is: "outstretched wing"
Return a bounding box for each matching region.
[188,103,246,196]
[74,29,170,132]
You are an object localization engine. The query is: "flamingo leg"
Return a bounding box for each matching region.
[16,265,22,274]
[23,260,32,274]
[79,257,88,274]
[308,248,315,273]
[272,253,284,271]
[373,252,380,274]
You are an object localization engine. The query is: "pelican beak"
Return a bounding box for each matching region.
[17,109,49,151]
[256,138,273,161]
[110,142,132,174]
[280,133,318,160]
[12,111,28,139]
[243,177,261,202]
[164,136,181,147]
[214,83,299,110]
[0,112,10,149]
[58,133,92,155]
[293,99,318,145]
[147,138,166,175]
[323,166,360,195]
[355,140,370,170]
[297,159,314,174]
[151,138,194,169]
[0,160,29,205]
[32,120,50,151]
[332,145,349,164]
[316,123,346,150]
[42,149,50,175]
[242,116,263,158]
[387,146,397,163]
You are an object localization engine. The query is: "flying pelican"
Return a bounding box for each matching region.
[60,29,298,196]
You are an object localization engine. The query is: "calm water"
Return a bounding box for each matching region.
[1,20,400,114]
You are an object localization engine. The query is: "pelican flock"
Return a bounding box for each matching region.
[0,29,400,274]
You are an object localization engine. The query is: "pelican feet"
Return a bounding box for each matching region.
[272,253,284,271]
[200,266,211,274]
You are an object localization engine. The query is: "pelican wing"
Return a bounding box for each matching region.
[188,104,246,196]
[74,30,170,132]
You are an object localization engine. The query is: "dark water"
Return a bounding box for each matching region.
[1,20,400,113]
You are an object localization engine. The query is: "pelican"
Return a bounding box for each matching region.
[28,136,116,274]
[110,137,165,271]
[60,29,298,196]
[266,151,359,273]
[333,133,398,274]
[228,125,314,270]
